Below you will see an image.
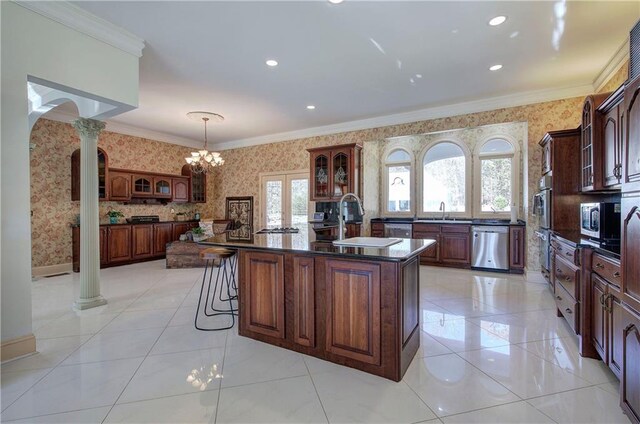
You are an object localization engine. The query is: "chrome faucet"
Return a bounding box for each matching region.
[439,201,446,220]
[338,193,365,241]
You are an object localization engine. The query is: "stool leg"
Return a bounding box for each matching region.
[195,258,236,331]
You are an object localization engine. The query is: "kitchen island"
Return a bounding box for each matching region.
[199,230,434,381]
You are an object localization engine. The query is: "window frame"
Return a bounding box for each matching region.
[472,137,520,219]
[258,169,310,228]
[382,147,414,217]
[417,139,471,218]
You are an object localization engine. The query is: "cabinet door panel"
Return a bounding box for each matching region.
[109,172,131,201]
[592,274,607,361]
[555,255,580,300]
[603,111,620,187]
[440,233,470,265]
[172,178,189,203]
[413,231,439,264]
[242,252,285,339]
[100,227,108,265]
[610,295,623,378]
[293,256,315,347]
[624,75,640,188]
[132,225,154,259]
[153,223,173,255]
[621,305,640,423]
[325,259,381,365]
[509,226,525,269]
[621,196,640,312]
[172,223,191,241]
[108,226,131,263]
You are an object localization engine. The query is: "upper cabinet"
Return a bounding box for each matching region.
[71,148,109,201]
[307,143,362,201]
[131,174,153,197]
[108,171,131,202]
[598,86,625,189]
[181,164,207,203]
[153,176,172,198]
[624,74,640,191]
[172,177,189,203]
[581,93,611,192]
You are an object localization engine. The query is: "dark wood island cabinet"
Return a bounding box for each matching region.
[200,231,433,381]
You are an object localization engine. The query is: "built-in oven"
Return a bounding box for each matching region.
[535,228,550,276]
[580,202,621,240]
[533,190,551,230]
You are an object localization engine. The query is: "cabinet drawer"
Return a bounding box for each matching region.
[551,238,578,265]
[555,255,580,300]
[555,283,579,333]
[371,223,384,231]
[413,224,440,233]
[441,225,470,233]
[592,252,621,288]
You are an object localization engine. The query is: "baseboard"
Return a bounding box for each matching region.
[32,262,72,278]
[1,334,36,362]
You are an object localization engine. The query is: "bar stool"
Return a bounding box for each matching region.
[195,247,238,331]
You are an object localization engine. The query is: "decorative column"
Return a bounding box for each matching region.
[73,118,107,310]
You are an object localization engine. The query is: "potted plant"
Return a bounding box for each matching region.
[107,210,124,224]
[191,226,207,242]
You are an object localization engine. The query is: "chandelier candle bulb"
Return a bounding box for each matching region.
[185,111,225,174]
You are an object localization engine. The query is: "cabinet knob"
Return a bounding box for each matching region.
[565,251,572,256]
[565,308,573,315]
[613,271,620,278]
[565,276,571,282]
[556,295,562,301]
[595,263,604,269]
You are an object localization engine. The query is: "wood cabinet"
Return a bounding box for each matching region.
[71,148,109,201]
[581,93,610,192]
[181,164,206,203]
[107,225,132,263]
[307,144,362,201]
[100,227,108,266]
[172,178,189,203]
[131,174,153,197]
[241,251,285,340]
[412,223,470,267]
[599,86,625,188]
[621,303,640,424]
[291,256,315,347]
[551,235,580,334]
[153,177,172,198]
[108,171,131,202]
[131,224,154,259]
[370,222,384,237]
[153,223,173,255]
[592,273,608,360]
[509,226,525,270]
[621,195,640,313]
[172,222,198,240]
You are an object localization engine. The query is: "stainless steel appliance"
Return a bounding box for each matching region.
[471,226,509,271]
[580,202,621,240]
[383,223,412,238]
[533,175,552,230]
[129,215,160,224]
[535,229,551,274]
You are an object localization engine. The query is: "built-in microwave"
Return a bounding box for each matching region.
[580,202,621,240]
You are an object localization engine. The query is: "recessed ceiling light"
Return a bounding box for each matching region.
[489,16,507,26]
[306,105,316,110]
[265,59,278,67]
[328,0,344,4]
[489,64,503,71]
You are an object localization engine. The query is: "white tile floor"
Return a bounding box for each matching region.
[0,261,632,423]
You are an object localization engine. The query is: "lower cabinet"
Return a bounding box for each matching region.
[621,303,640,423]
[107,226,132,263]
[153,223,174,255]
[592,274,608,360]
[440,227,470,265]
[100,227,108,266]
[292,256,315,347]
[509,226,526,270]
[413,230,439,264]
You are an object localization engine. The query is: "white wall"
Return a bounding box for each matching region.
[1,2,139,342]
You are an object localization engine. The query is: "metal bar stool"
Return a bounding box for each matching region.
[195,247,238,331]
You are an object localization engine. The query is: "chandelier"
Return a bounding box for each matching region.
[185,111,224,174]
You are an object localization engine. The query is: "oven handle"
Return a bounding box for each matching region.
[534,230,547,241]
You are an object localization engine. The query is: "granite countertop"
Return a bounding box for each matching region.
[371,217,526,226]
[551,230,620,260]
[198,230,435,262]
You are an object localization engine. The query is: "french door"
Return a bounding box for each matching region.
[259,171,310,228]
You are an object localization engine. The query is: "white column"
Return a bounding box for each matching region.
[73,118,107,310]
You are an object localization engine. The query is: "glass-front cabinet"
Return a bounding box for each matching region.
[71,148,109,201]
[132,175,153,196]
[153,177,172,198]
[181,164,207,203]
[307,143,362,201]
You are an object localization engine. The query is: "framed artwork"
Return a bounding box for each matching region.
[225,196,253,241]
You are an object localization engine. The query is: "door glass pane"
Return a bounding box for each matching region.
[266,180,283,227]
[290,178,308,227]
[387,165,410,212]
[481,158,511,212]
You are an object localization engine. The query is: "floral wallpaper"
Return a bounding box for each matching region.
[30,118,216,268]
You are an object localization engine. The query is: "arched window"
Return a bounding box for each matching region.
[422,142,467,213]
[475,138,517,215]
[384,149,412,214]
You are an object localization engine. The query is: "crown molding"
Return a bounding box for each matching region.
[42,109,201,148]
[213,83,594,151]
[593,38,629,93]
[14,1,145,57]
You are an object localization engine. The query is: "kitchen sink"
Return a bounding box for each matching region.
[333,237,403,247]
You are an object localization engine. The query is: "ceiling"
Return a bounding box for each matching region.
[62,1,639,149]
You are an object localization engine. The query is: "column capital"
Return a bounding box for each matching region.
[73,118,106,139]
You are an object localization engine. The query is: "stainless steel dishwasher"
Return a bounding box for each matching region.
[383,223,413,238]
[472,226,509,270]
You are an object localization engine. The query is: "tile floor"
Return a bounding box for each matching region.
[0,261,631,423]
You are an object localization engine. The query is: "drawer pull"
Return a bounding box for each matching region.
[595,263,604,269]
[565,276,571,282]
[556,268,562,274]
[600,293,605,306]
[566,251,572,256]
[556,295,562,301]
[565,308,573,315]
[557,246,563,252]
[613,272,620,278]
